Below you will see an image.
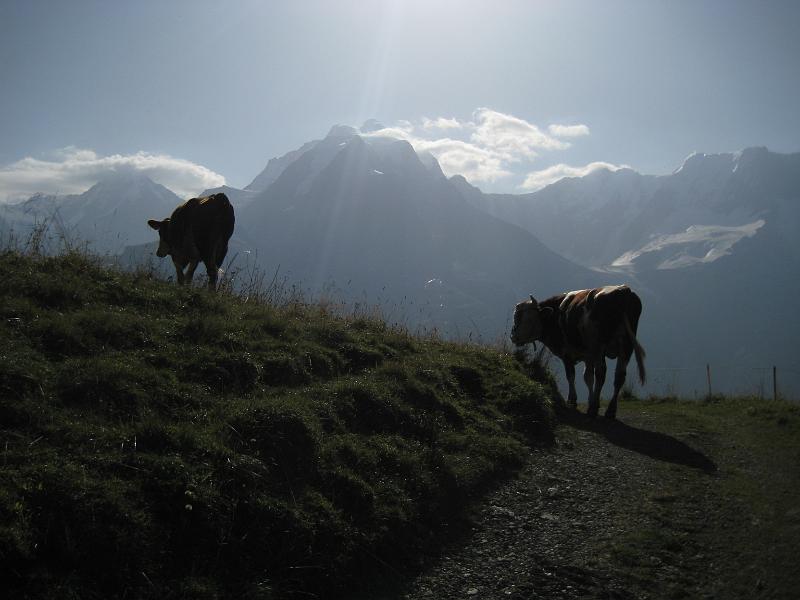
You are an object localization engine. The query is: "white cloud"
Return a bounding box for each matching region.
[471,108,569,160]
[422,117,464,131]
[520,161,627,191]
[362,126,511,183]
[416,138,512,182]
[0,147,225,203]
[363,109,614,189]
[363,125,415,141]
[548,123,590,138]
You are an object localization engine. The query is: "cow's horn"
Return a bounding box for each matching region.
[529,295,538,307]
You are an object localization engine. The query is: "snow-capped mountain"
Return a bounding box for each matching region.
[241,122,391,195]
[611,148,799,271]
[459,167,660,268]
[466,147,800,273]
[2,170,183,254]
[237,125,598,336]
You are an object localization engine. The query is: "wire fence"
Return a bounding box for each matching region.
[642,364,800,400]
[548,362,800,402]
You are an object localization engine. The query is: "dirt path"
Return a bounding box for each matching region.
[378,401,798,600]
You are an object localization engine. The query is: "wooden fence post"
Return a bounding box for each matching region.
[773,366,777,401]
[706,363,712,397]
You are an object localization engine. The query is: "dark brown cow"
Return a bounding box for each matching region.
[147,193,235,291]
[511,285,646,419]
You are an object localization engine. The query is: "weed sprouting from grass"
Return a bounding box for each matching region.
[2,212,91,258]
[219,251,309,309]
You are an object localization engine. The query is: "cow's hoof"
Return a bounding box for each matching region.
[604,412,617,420]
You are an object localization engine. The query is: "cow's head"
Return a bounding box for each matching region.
[511,295,553,346]
[147,218,172,258]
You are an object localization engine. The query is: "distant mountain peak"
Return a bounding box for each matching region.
[733,146,772,170]
[246,121,441,196]
[673,151,727,175]
[84,170,175,202]
[245,139,320,193]
[360,119,385,133]
[673,147,777,177]
[326,124,359,139]
[736,146,770,159]
[417,150,445,177]
[95,168,157,185]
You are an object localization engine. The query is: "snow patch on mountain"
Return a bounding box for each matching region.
[612,219,765,269]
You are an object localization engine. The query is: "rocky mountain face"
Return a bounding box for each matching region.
[244,139,320,193]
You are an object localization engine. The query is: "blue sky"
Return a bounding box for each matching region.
[1,0,798,201]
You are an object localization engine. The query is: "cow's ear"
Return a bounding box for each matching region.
[147,219,161,230]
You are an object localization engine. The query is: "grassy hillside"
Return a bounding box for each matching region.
[0,250,558,599]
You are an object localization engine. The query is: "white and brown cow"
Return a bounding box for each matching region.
[511,285,646,419]
[147,193,235,291]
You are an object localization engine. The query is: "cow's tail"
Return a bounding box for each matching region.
[624,315,646,385]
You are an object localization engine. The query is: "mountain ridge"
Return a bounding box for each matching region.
[3,134,798,396]
[236,127,597,337]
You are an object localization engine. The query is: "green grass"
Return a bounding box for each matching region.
[0,249,558,599]
[605,396,800,599]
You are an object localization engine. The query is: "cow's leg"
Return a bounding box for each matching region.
[592,357,607,418]
[183,260,199,285]
[203,242,227,291]
[215,240,229,271]
[606,355,630,420]
[172,258,186,285]
[204,260,219,291]
[583,363,597,417]
[584,358,606,417]
[592,356,606,417]
[564,360,578,408]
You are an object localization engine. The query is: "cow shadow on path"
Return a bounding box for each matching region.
[561,409,718,474]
